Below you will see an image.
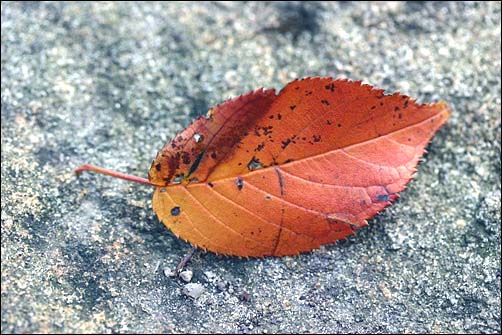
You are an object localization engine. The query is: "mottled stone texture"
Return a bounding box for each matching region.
[1,1,500,333]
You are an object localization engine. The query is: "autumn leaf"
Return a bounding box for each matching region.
[76,77,450,257]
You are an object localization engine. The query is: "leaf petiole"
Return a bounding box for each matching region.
[75,164,156,186]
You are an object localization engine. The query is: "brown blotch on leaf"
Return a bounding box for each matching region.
[182,152,191,165]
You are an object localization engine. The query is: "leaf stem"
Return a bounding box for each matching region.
[75,164,156,186]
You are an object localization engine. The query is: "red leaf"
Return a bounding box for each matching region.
[78,77,451,257]
[150,78,450,256]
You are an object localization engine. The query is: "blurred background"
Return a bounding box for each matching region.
[1,2,500,333]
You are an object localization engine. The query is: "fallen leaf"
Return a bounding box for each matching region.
[76,77,450,257]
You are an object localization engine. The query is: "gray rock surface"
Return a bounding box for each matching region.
[183,283,204,300]
[1,1,500,333]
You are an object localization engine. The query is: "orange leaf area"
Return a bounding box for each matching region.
[150,78,450,257]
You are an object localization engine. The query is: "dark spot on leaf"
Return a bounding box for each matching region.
[269,115,274,119]
[277,113,282,120]
[171,206,181,216]
[182,152,191,165]
[313,135,321,142]
[255,142,266,152]
[281,138,291,149]
[187,152,204,177]
[290,105,296,110]
[394,106,400,111]
[211,152,217,159]
[338,123,342,128]
[207,182,214,188]
[274,167,284,196]
[380,102,384,106]
[236,177,243,190]
[193,133,203,143]
[247,157,263,171]
[371,105,376,110]
[377,194,390,202]
[155,163,161,171]
[321,99,330,105]
[326,119,332,125]
[404,100,409,108]
[325,83,335,92]
[261,126,273,135]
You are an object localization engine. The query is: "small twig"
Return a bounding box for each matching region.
[175,246,197,273]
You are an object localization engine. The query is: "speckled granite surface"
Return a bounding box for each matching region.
[1,2,500,333]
